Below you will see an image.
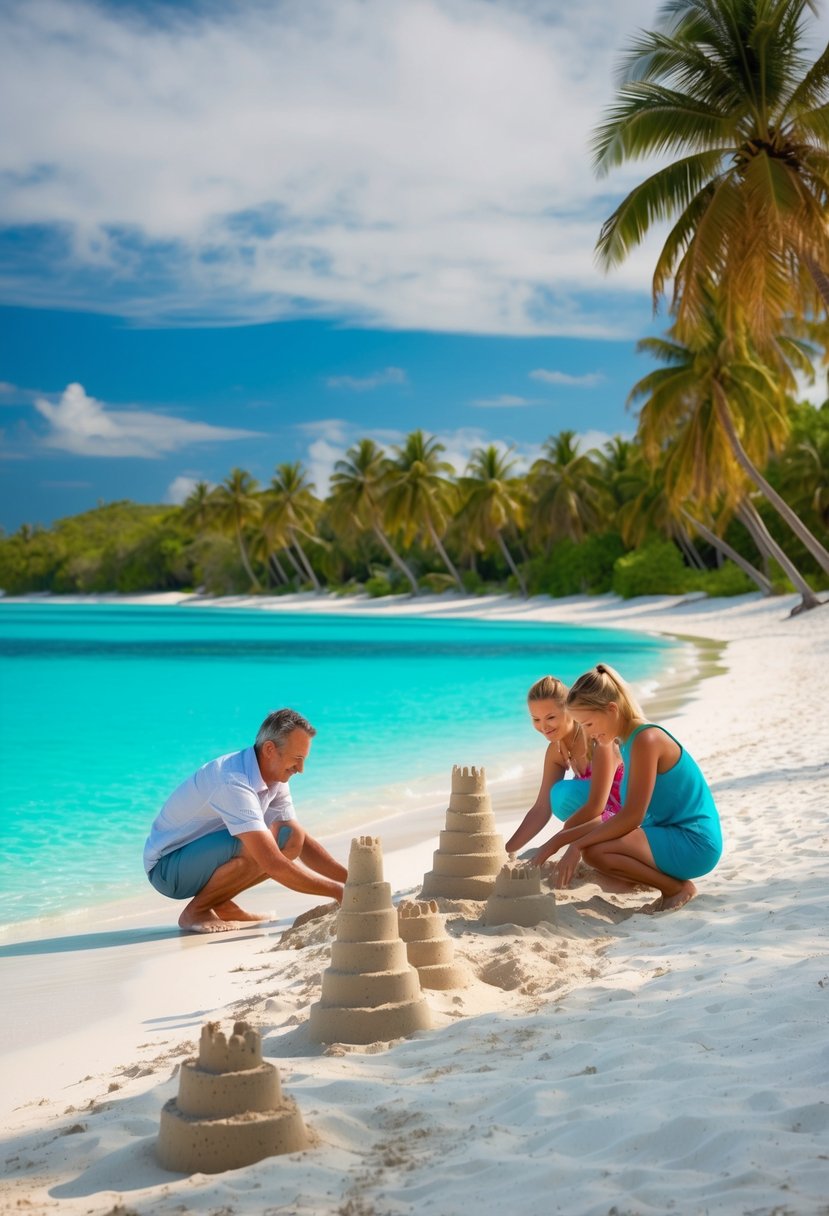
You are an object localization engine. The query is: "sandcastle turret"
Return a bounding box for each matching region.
[308,837,432,1044]
[398,899,471,990]
[482,861,557,928]
[156,1021,308,1173]
[420,766,507,900]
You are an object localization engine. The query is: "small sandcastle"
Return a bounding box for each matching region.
[420,765,507,900]
[483,861,557,928]
[308,836,432,1045]
[157,1020,308,1173]
[398,899,471,990]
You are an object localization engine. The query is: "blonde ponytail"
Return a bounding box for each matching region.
[527,675,568,707]
[566,663,643,727]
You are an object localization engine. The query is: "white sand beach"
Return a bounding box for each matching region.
[2,591,828,1216]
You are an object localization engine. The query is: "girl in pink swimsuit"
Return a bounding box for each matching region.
[506,675,623,886]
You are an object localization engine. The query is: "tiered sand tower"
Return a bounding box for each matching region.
[483,861,557,928]
[398,899,471,990]
[308,836,432,1045]
[420,765,507,900]
[157,1021,308,1173]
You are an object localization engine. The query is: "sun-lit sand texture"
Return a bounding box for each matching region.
[308,836,432,1044]
[156,1020,308,1173]
[420,765,508,899]
[482,861,557,927]
[397,898,471,989]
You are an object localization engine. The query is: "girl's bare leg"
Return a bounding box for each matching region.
[581,829,697,914]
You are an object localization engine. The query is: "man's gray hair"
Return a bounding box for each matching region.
[255,708,317,751]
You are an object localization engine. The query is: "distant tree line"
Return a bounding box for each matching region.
[1,407,826,603]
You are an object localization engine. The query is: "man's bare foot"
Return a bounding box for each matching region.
[214,900,272,923]
[178,908,240,934]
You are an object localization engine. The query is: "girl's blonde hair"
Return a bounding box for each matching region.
[566,663,643,726]
[527,675,568,706]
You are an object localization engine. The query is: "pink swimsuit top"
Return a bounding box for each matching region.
[577,762,624,821]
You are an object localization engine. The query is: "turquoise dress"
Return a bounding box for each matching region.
[619,724,723,880]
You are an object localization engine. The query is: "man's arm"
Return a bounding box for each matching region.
[239,829,344,901]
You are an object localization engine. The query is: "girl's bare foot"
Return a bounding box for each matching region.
[658,881,697,913]
[642,881,697,914]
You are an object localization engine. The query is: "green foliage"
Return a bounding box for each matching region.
[528,533,626,597]
[365,575,394,597]
[686,561,755,597]
[612,541,691,598]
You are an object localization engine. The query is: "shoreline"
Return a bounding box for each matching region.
[2,591,828,1215]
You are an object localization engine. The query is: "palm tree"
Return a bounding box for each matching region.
[329,439,419,596]
[385,430,463,591]
[263,462,323,593]
[211,468,262,590]
[593,0,829,340]
[630,307,829,580]
[457,445,528,596]
[529,431,603,548]
[180,481,216,534]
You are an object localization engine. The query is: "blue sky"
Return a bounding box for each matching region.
[2,0,827,531]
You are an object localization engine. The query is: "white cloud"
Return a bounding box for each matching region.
[33,382,264,458]
[326,367,408,392]
[529,368,605,387]
[471,394,540,408]
[794,368,829,408]
[165,474,206,504]
[0,0,715,336]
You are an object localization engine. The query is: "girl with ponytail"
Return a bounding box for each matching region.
[531,664,722,912]
[506,674,624,886]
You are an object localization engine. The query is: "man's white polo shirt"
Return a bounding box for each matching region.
[143,746,297,874]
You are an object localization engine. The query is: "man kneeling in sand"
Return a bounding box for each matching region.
[143,708,346,933]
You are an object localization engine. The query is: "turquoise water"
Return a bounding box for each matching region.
[0,602,678,926]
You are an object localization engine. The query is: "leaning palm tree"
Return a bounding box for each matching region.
[529,430,604,549]
[593,0,829,341]
[385,430,463,591]
[456,445,529,596]
[631,304,829,579]
[211,468,262,590]
[263,462,323,593]
[329,438,419,596]
[630,318,824,609]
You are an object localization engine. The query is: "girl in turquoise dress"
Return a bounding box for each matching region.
[532,663,722,913]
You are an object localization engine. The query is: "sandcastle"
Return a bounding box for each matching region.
[420,765,507,900]
[156,1021,309,1173]
[308,836,432,1045]
[398,899,471,990]
[482,861,557,928]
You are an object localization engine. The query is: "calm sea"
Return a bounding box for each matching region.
[0,601,681,927]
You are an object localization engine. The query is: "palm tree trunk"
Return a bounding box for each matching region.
[681,510,772,594]
[674,523,707,570]
[372,524,418,596]
[714,391,829,575]
[738,500,822,614]
[282,545,304,583]
[268,552,289,585]
[425,516,464,591]
[235,522,260,590]
[496,531,528,597]
[292,535,322,593]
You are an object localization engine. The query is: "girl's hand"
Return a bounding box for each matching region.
[554,844,581,888]
[530,834,563,868]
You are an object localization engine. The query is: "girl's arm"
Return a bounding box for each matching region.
[505,743,565,853]
[557,741,618,829]
[531,732,661,863]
